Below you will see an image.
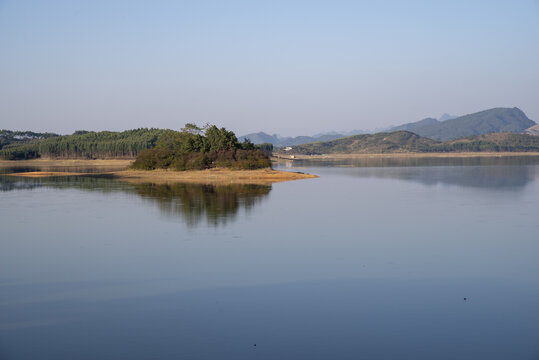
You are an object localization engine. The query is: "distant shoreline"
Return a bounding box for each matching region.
[3,152,539,166]
[273,152,539,160]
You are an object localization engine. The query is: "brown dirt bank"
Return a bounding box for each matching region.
[274,152,539,160]
[110,168,318,185]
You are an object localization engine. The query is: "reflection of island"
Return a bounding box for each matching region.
[0,173,125,193]
[0,174,271,227]
[133,183,271,227]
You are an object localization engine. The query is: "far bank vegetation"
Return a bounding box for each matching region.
[279,131,539,155]
[0,129,166,160]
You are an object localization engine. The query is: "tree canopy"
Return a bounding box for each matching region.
[0,128,166,160]
[131,125,271,171]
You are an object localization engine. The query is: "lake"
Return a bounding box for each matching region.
[1,157,539,359]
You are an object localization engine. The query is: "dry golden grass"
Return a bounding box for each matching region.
[111,168,318,185]
[4,164,318,185]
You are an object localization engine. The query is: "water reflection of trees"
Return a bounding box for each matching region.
[133,183,271,227]
[0,174,271,227]
[0,174,124,193]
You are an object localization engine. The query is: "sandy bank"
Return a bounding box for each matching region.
[110,168,318,185]
[5,167,318,185]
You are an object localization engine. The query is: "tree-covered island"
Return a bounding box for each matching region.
[131,124,273,171]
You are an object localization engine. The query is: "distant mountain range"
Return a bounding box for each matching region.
[388,107,535,141]
[240,107,536,147]
[238,131,366,147]
[278,131,539,155]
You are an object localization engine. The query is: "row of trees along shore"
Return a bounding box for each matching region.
[0,129,166,160]
[131,124,273,170]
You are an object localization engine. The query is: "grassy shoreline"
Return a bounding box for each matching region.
[1,160,318,185]
[3,153,539,184]
[110,168,317,185]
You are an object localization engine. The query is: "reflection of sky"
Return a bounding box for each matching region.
[2,163,539,359]
[2,164,539,289]
[3,277,539,359]
[336,165,536,189]
[285,157,539,190]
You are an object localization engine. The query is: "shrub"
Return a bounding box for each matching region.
[131,148,175,170]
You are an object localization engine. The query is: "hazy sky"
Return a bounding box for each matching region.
[1,0,538,136]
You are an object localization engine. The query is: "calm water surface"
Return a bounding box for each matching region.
[1,158,539,359]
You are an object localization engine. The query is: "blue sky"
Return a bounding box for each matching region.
[1,0,538,135]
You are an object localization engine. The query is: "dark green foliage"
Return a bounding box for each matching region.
[0,128,166,160]
[131,125,271,171]
[233,149,272,169]
[37,129,165,159]
[0,130,59,146]
[241,139,256,150]
[0,130,59,159]
[389,107,536,141]
[0,142,41,160]
[205,126,240,152]
[130,148,176,170]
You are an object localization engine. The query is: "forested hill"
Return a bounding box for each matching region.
[281,131,435,154]
[0,128,167,160]
[389,107,536,141]
[279,131,539,155]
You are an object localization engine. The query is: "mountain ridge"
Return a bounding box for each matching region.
[389,107,535,141]
[241,107,536,146]
[238,132,360,147]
